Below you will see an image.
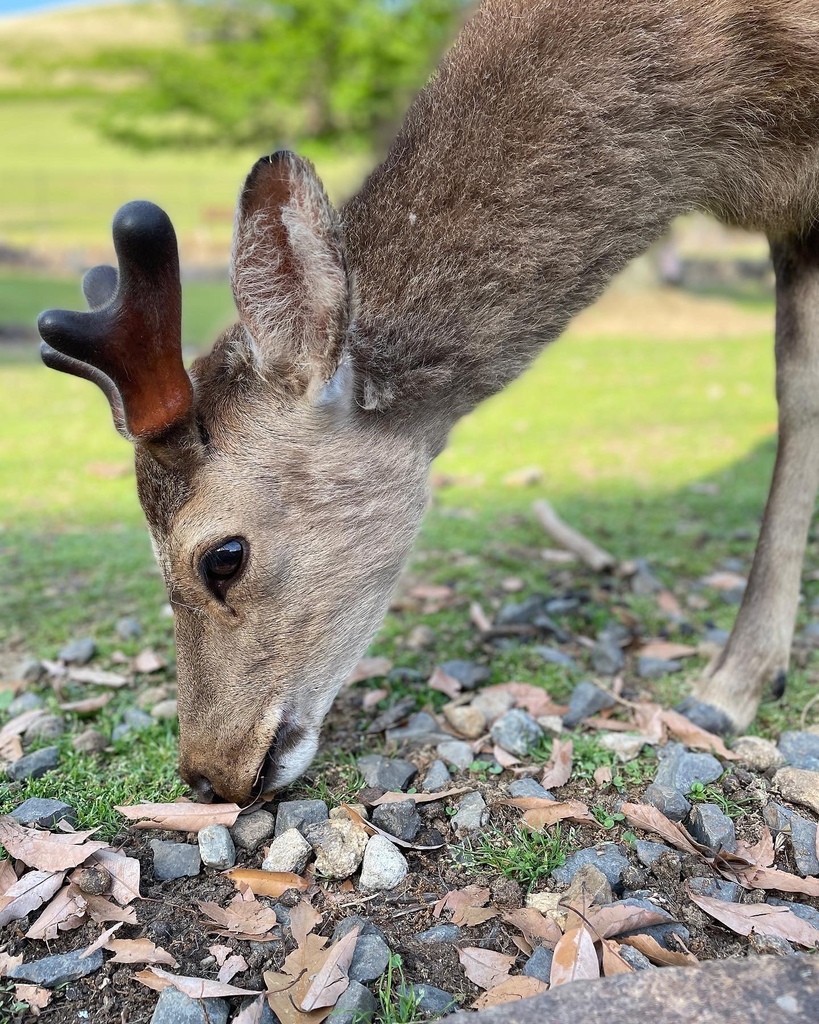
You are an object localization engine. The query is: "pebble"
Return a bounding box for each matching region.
[398,984,458,1016]
[230,809,277,851]
[537,714,564,737]
[24,714,65,742]
[687,877,741,902]
[73,728,108,753]
[687,803,736,853]
[137,685,171,709]
[749,933,794,956]
[564,863,613,906]
[436,740,474,770]
[116,615,143,640]
[261,828,312,874]
[359,835,409,891]
[773,767,819,815]
[357,755,417,791]
[496,595,548,626]
[372,800,422,842]
[450,792,488,833]
[675,697,734,736]
[562,681,617,728]
[10,798,76,828]
[112,707,154,741]
[437,660,490,690]
[523,945,554,983]
[349,933,392,982]
[274,800,329,838]
[635,840,669,868]
[532,646,577,670]
[526,891,564,917]
[545,597,581,616]
[630,562,664,595]
[414,924,461,943]
[490,709,544,756]
[10,949,103,987]
[642,782,692,822]
[7,692,44,715]
[471,689,516,724]
[150,987,228,1024]
[7,746,59,781]
[407,624,435,650]
[598,732,649,762]
[386,712,451,745]
[637,657,682,679]
[590,638,625,676]
[58,637,96,664]
[442,704,486,739]
[333,915,386,942]
[703,627,730,646]
[15,658,45,684]
[618,944,652,971]
[422,760,452,793]
[197,825,237,870]
[551,843,629,891]
[507,778,554,801]
[304,818,368,879]
[151,699,178,720]
[654,743,723,793]
[150,840,201,881]
[330,981,377,1024]
[762,802,819,876]
[732,735,785,772]
[778,731,819,771]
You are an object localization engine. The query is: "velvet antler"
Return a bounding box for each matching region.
[38,201,193,440]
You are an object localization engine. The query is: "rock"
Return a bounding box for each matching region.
[635,840,669,868]
[150,840,201,881]
[407,624,435,650]
[197,824,236,870]
[598,732,650,762]
[545,597,581,616]
[687,803,736,853]
[422,760,451,792]
[231,809,277,851]
[372,800,422,842]
[137,685,171,709]
[687,877,741,902]
[749,933,794,956]
[523,945,554,983]
[151,699,178,720]
[359,835,408,890]
[526,891,564,917]
[349,933,392,982]
[590,639,625,676]
[564,863,613,906]
[637,657,682,679]
[654,743,723,794]
[562,681,617,728]
[7,692,44,715]
[261,827,312,874]
[471,690,516,724]
[274,800,329,838]
[329,981,377,1024]
[675,697,734,736]
[536,714,564,737]
[150,987,228,1024]
[414,924,461,943]
[15,658,46,684]
[773,767,819,815]
[73,728,108,753]
[24,714,65,742]
[703,627,730,646]
[58,637,96,664]
[386,712,451,745]
[490,709,544,756]
[762,802,819,876]
[450,792,488,833]
[398,984,458,1017]
[7,746,59,781]
[496,595,548,626]
[733,736,785,772]
[618,944,653,971]
[438,660,490,690]
[507,778,555,800]
[332,915,386,943]
[10,798,76,828]
[532,646,577,670]
[768,898,819,931]
[116,615,143,640]
[10,949,104,987]
[442,704,486,739]
[436,740,474,770]
[631,921,691,950]
[357,755,417,791]
[330,804,368,822]
[643,783,692,822]
[778,731,819,771]
[112,707,154,741]
[551,843,629,891]
[304,818,368,879]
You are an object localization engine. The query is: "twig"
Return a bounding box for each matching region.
[533,500,617,572]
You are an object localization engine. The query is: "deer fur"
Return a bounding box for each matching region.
[46,0,819,803]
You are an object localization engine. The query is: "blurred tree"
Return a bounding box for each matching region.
[89,0,467,151]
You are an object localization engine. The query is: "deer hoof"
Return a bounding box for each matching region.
[675,697,736,736]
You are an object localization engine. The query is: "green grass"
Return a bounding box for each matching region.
[457,824,575,891]
[371,954,426,1024]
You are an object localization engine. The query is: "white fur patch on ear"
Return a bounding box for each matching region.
[313,357,354,409]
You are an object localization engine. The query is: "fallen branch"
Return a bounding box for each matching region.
[533,500,616,572]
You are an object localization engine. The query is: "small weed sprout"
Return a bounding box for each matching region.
[455,824,574,890]
[374,953,425,1024]
[687,781,749,819]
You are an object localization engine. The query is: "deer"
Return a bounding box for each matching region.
[38,0,819,805]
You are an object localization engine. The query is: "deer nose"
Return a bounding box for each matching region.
[189,772,216,803]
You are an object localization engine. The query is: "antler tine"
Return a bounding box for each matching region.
[38,200,193,441]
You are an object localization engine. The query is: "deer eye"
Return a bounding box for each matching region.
[201,538,246,598]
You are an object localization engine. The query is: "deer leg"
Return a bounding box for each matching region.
[681,227,819,734]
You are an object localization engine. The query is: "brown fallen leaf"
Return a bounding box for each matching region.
[519,801,597,829]
[217,953,249,984]
[501,908,563,949]
[133,649,165,674]
[457,947,515,990]
[427,667,463,699]
[549,925,600,986]
[619,933,698,966]
[702,571,746,591]
[481,682,566,719]
[0,951,23,977]
[108,937,180,967]
[586,902,673,939]
[361,688,388,709]
[66,668,128,688]
[639,641,698,660]
[80,922,124,959]
[233,995,268,1024]
[473,976,548,1009]
[0,708,49,741]
[688,888,819,946]
[135,966,261,997]
[620,802,708,860]
[656,590,683,617]
[25,884,87,940]
[409,584,454,602]
[0,858,18,894]
[81,892,138,924]
[298,927,359,1012]
[600,938,635,976]
[540,739,574,789]
[660,710,739,760]
[116,800,241,831]
[80,849,141,905]
[510,934,533,956]
[738,865,819,898]
[290,899,324,950]
[470,601,493,632]
[59,694,113,714]
[0,734,23,768]
[224,868,309,897]
[368,788,472,807]
[0,870,66,926]
[199,893,280,941]
[264,970,332,1024]
[345,657,393,686]
[341,805,445,850]
[492,745,522,768]
[433,886,498,927]
[14,984,51,1016]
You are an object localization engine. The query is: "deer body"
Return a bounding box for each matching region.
[40,0,819,803]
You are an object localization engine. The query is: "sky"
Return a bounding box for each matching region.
[0,0,118,16]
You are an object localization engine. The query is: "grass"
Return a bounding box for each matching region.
[687,780,750,819]
[372,954,426,1024]
[457,824,575,891]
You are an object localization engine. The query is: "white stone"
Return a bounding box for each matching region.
[358,835,408,891]
[261,827,312,875]
[471,690,515,724]
[733,735,785,772]
[598,732,650,762]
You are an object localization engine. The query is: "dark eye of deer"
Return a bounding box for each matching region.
[201,538,246,598]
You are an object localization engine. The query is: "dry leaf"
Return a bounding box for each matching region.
[80,849,141,905]
[298,928,358,1011]
[362,689,388,709]
[0,870,66,926]
[0,734,23,768]
[639,641,698,660]
[368,788,471,807]
[107,937,180,967]
[540,739,574,789]
[224,868,309,897]
[502,909,563,948]
[517,800,596,829]
[25,884,87,939]
[345,657,393,686]
[586,902,673,939]
[217,953,249,984]
[620,802,708,859]
[0,708,49,741]
[264,970,332,1024]
[59,694,113,713]
[199,893,281,941]
[619,933,698,966]
[457,947,515,990]
[0,858,18,895]
[81,893,138,924]
[14,984,51,1015]
[656,590,683,617]
[492,745,522,768]
[433,886,498,927]
[593,766,613,787]
[473,977,548,1008]
[427,668,463,699]
[688,889,819,946]
[409,584,453,602]
[133,649,165,674]
[481,683,565,719]
[549,925,600,986]
[702,571,746,591]
[67,668,128,688]
[80,922,124,959]
[117,800,241,831]
[510,934,533,956]
[737,865,819,898]
[470,602,492,632]
[600,938,635,976]
[341,804,445,850]
[660,710,738,760]
[0,951,23,977]
[234,996,268,1024]
[135,966,261,997]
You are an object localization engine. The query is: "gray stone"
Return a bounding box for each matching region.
[523,945,554,983]
[304,818,368,879]
[149,987,229,1024]
[687,803,736,853]
[551,843,630,890]
[413,924,461,943]
[349,932,391,982]
[643,783,692,822]
[372,800,422,842]
[7,746,58,781]
[545,598,581,616]
[422,760,452,793]
[274,800,329,838]
[359,835,408,891]
[634,922,691,949]
[496,595,548,626]
[703,627,730,646]
[635,840,669,868]
[563,680,617,728]
[357,755,417,791]
[630,563,664,596]
[450,791,488,833]
[197,824,236,870]
[112,707,154,741]
[749,932,794,956]
[437,739,475,770]
[675,698,735,736]
[598,622,632,646]
[73,728,108,753]
[116,615,143,640]
[471,689,516,723]
[10,949,103,987]
[262,827,312,874]
[590,639,625,676]
[10,797,76,828]
[733,736,785,772]
[654,743,723,794]
[329,980,377,1024]
[618,945,653,971]
[437,660,490,690]
[618,897,674,922]
[532,646,577,670]
[386,712,450,745]
[778,731,819,772]
[637,657,682,680]
[150,840,201,881]
[490,709,544,756]
[762,802,819,876]
[58,636,96,664]
[24,713,65,742]
[399,984,458,1017]
[15,658,45,684]
[507,778,555,801]
[332,915,386,942]
[231,809,277,851]
[598,732,650,762]
[151,699,178,720]
[773,766,819,815]
[768,898,819,931]
[687,877,742,902]
[7,692,44,715]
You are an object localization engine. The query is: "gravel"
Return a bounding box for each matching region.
[654,743,723,793]
[23,714,65,742]
[732,736,785,772]
[522,945,554,982]
[261,828,312,874]
[450,791,488,834]
[422,760,452,793]
[371,800,421,842]
[112,707,154,741]
[773,767,819,815]
[490,709,544,756]
[7,746,59,781]
[274,800,329,838]
[231,810,277,851]
[10,949,104,987]
[10,797,76,828]
[590,638,625,675]
[304,818,369,879]
[197,824,237,870]
[7,692,44,715]
[507,778,554,800]
[398,983,458,1016]
[436,739,475,770]
[777,731,819,771]
[437,660,490,689]
[688,877,742,902]
[329,981,377,1024]
[642,783,692,822]
[358,835,409,891]
[149,987,228,1024]
[357,755,417,791]
[57,636,96,664]
[687,803,736,853]
[532,645,577,669]
[115,615,143,640]
[562,681,617,728]
[637,657,682,679]
[635,840,672,867]
[150,840,201,881]
[471,690,516,723]
[413,924,461,943]
[349,932,392,982]
[551,843,630,890]
[442,704,486,739]
[762,802,819,876]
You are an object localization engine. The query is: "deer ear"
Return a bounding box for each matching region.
[230,152,348,386]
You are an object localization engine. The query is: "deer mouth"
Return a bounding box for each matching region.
[258,713,314,797]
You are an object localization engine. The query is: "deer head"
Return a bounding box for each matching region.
[40,152,435,804]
